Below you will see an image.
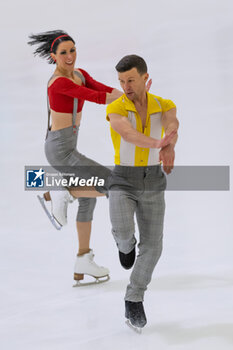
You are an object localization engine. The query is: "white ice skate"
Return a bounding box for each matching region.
[73,250,110,287]
[37,189,74,230]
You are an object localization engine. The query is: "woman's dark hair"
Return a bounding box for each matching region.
[115,55,147,75]
[27,30,75,64]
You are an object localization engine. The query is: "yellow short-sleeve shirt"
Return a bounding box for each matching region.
[106,92,176,166]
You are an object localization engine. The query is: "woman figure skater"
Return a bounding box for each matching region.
[28,30,122,286]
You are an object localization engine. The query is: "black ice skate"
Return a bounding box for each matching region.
[119,248,135,269]
[125,300,147,333]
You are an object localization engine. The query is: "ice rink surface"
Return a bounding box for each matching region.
[0,0,233,349]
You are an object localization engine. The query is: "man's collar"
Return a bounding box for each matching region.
[147,93,162,114]
[122,92,162,114]
[121,94,137,112]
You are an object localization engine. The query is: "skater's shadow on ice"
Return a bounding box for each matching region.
[150,273,233,291]
[72,279,129,292]
[146,322,233,345]
[99,273,233,293]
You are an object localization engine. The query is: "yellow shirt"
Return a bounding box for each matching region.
[106,92,176,166]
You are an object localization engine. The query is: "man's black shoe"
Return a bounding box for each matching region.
[119,248,135,269]
[125,300,147,328]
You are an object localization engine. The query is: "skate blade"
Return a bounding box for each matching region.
[73,274,110,287]
[37,195,62,231]
[125,319,142,334]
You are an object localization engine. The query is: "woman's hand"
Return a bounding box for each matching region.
[106,89,123,104]
[146,78,152,92]
[153,130,177,149]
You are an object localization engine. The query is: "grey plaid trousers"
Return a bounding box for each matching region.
[109,165,166,302]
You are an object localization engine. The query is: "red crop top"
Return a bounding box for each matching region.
[48,68,114,113]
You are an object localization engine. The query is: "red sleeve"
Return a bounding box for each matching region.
[79,68,114,93]
[51,77,107,104]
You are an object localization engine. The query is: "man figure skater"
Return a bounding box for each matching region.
[106,55,179,331]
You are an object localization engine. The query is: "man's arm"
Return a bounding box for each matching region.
[109,114,176,149]
[159,108,179,174]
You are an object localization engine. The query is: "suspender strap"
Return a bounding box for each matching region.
[72,98,78,129]
[46,92,51,134]
[74,70,86,85]
[46,74,55,139]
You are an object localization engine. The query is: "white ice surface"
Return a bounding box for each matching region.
[0,0,233,349]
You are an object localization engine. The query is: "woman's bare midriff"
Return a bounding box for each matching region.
[50,110,82,131]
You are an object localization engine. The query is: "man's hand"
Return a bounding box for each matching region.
[159,144,175,174]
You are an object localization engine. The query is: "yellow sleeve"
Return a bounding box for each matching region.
[106,97,128,121]
[154,95,176,112]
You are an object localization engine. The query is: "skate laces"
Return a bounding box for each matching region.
[68,193,75,203]
[89,252,95,262]
[88,252,105,269]
[63,190,74,203]
[89,252,94,259]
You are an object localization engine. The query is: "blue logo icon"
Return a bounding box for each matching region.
[26,169,45,188]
